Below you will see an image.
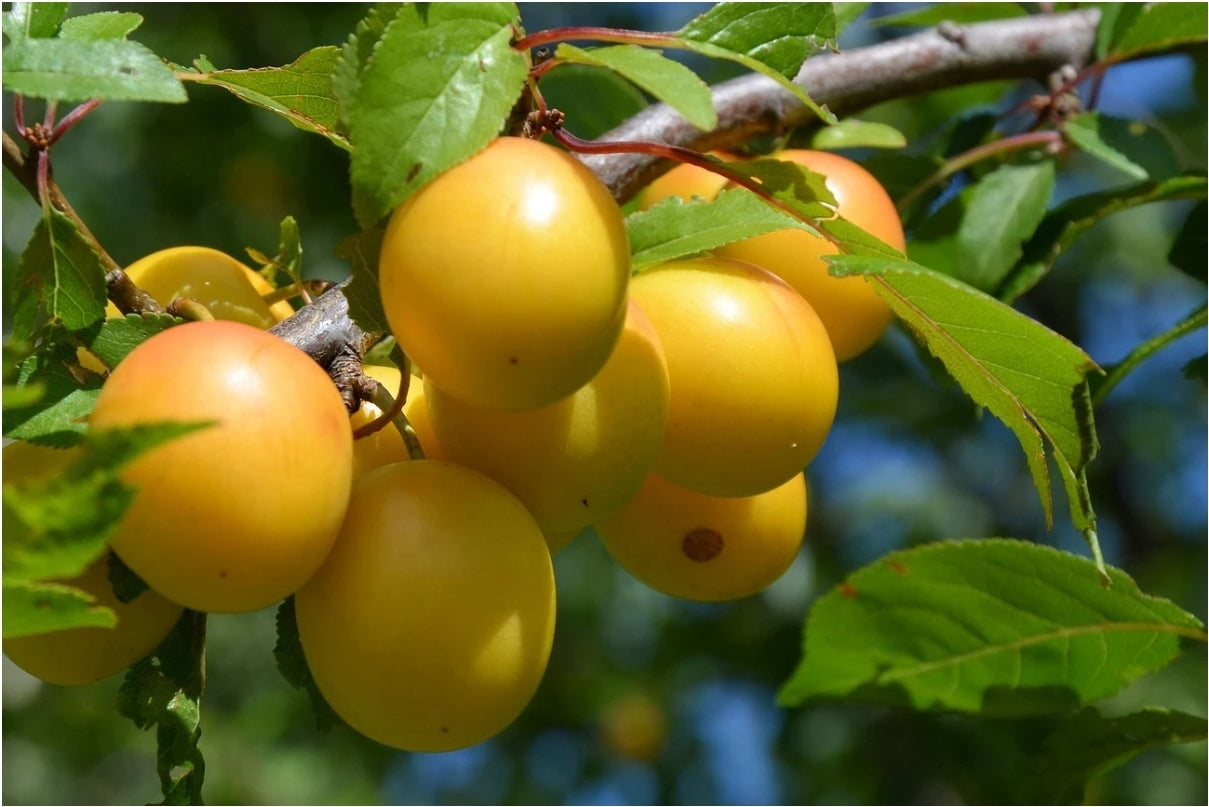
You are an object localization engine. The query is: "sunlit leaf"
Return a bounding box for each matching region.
[779,539,1207,716]
[678,2,833,77]
[330,3,404,130]
[2,2,69,40]
[811,118,906,150]
[556,43,716,131]
[2,578,115,638]
[10,207,108,342]
[2,36,186,103]
[826,253,1099,534]
[909,161,1055,293]
[345,2,528,228]
[871,2,1027,27]
[3,422,213,583]
[1107,2,1208,62]
[187,47,349,150]
[676,2,837,124]
[58,11,142,40]
[4,342,101,446]
[86,313,183,369]
[833,3,870,36]
[627,188,808,272]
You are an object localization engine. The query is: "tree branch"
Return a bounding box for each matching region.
[4,9,1105,383]
[580,8,1101,203]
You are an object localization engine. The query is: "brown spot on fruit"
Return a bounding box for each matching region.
[509,356,519,365]
[682,528,723,562]
[219,570,228,579]
[888,560,908,575]
[840,582,858,598]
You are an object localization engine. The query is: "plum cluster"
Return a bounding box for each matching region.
[3,137,904,755]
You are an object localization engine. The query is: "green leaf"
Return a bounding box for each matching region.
[909,161,1055,293]
[778,539,1207,716]
[59,11,143,40]
[1088,115,1182,182]
[832,3,870,36]
[678,2,834,77]
[2,578,115,638]
[871,2,1027,27]
[1029,708,1208,804]
[87,313,183,370]
[330,4,403,129]
[1182,354,1207,382]
[116,610,206,805]
[345,2,528,228]
[1094,3,1125,60]
[4,342,101,447]
[1004,174,1207,302]
[187,47,350,151]
[826,253,1099,535]
[3,381,45,410]
[556,43,716,131]
[628,188,810,272]
[3,2,69,40]
[1107,2,1208,62]
[533,63,647,141]
[811,118,907,150]
[1168,199,1207,282]
[3,461,133,583]
[675,2,837,124]
[108,550,150,604]
[335,228,389,335]
[3,422,213,583]
[1065,112,1149,181]
[1091,304,1208,406]
[274,597,345,731]
[11,207,108,342]
[2,36,187,103]
[246,215,305,295]
[724,156,837,217]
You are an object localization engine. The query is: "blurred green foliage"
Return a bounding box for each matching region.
[3,3,1205,805]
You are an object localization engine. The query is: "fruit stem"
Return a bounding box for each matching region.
[514,25,677,53]
[166,297,216,322]
[353,358,426,461]
[896,130,1065,216]
[49,99,103,146]
[553,127,849,251]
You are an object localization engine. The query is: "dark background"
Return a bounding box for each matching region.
[3,3,1206,804]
